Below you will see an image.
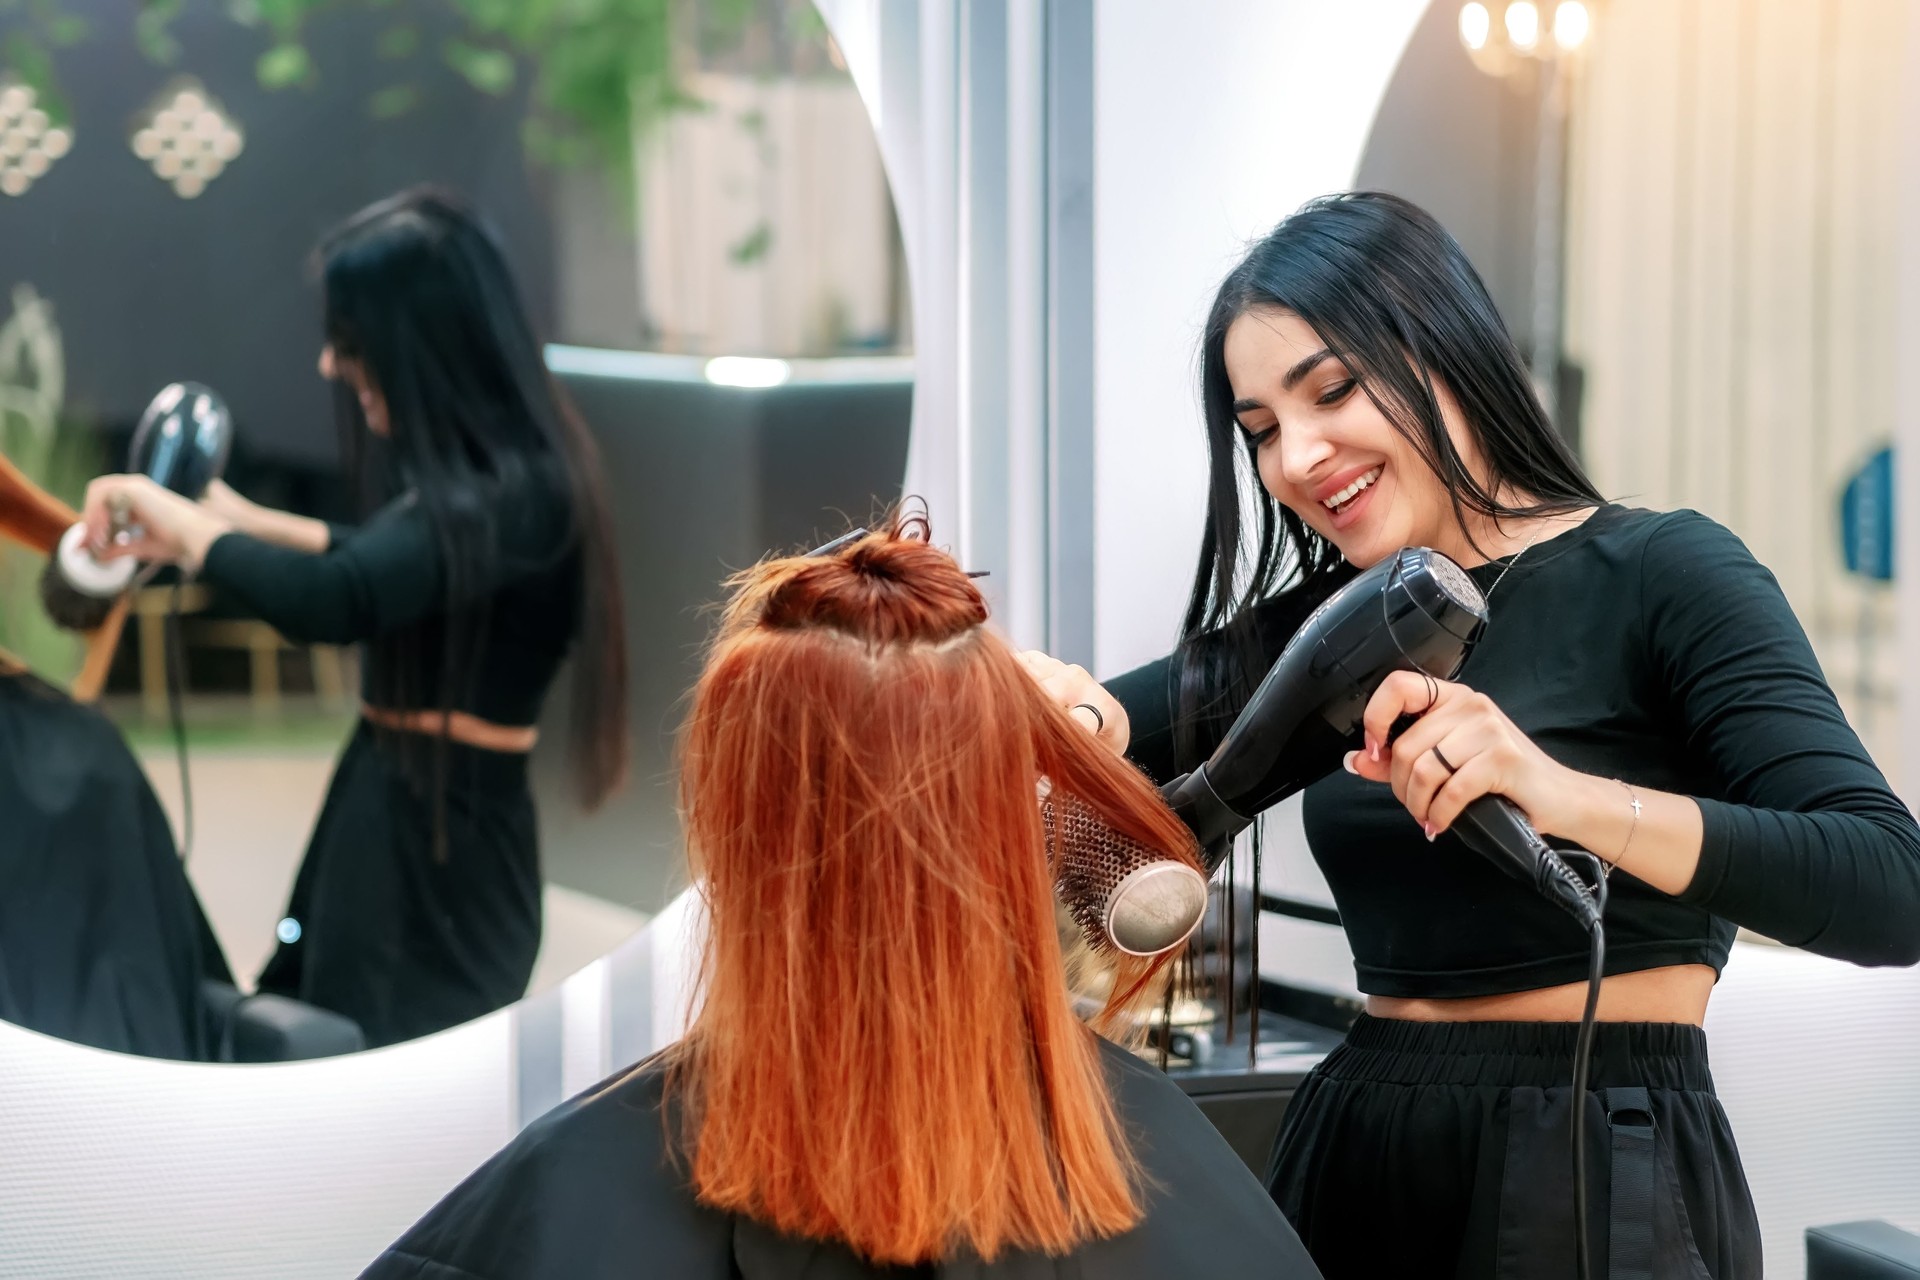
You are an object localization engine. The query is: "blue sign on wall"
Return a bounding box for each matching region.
[1840,446,1894,582]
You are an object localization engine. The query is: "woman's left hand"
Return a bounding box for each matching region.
[1347,670,1586,842]
[81,474,231,573]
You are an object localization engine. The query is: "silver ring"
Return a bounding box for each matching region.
[1430,745,1457,775]
[1073,702,1105,733]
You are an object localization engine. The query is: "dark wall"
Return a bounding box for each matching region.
[0,0,554,469]
[531,372,913,912]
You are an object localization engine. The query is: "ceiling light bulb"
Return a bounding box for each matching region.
[1506,1,1541,50]
[41,127,69,159]
[0,170,28,196]
[1459,3,1492,52]
[1553,1,1591,51]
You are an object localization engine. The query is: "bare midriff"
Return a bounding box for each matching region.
[1366,963,1716,1026]
[361,703,539,754]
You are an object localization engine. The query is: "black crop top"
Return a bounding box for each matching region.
[1111,505,1920,998]
[199,473,581,728]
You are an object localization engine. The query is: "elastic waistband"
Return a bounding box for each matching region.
[1317,1014,1715,1093]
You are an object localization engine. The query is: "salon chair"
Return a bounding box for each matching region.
[1808,1222,1920,1279]
[200,980,366,1062]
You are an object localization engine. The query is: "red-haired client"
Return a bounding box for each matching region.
[360,522,1322,1278]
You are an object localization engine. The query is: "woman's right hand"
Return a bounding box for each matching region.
[1015,650,1131,757]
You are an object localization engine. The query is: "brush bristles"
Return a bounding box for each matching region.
[38,554,121,633]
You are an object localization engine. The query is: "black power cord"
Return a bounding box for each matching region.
[165,576,194,861]
[1553,849,1609,1280]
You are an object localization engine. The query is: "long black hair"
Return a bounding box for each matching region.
[1177,191,1602,765]
[318,186,628,808]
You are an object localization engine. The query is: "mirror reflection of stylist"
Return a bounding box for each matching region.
[1025,193,1920,1278]
[81,187,629,1048]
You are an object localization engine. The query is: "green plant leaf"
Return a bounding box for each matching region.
[368,83,419,118]
[728,222,772,266]
[134,0,183,64]
[45,13,89,48]
[1,32,70,124]
[257,41,313,89]
[376,24,418,59]
[443,38,514,95]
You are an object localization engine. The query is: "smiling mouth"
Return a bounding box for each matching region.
[1322,466,1382,516]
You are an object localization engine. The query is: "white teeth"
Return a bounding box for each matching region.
[1322,466,1383,511]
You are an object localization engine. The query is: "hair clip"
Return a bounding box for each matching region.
[805,528,869,558]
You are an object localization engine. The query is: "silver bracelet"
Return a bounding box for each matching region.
[1607,778,1643,878]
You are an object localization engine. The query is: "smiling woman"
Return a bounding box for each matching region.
[1020,191,1920,1278]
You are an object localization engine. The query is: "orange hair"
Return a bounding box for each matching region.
[669,520,1201,1264]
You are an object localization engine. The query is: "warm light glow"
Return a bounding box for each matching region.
[704,356,793,389]
[0,80,65,197]
[1506,1,1541,50]
[133,81,244,199]
[1459,3,1492,52]
[1553,1,1592,50]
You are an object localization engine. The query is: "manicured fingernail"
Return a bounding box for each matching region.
[1424,823,1436,841]
[1342,751,1359,774]
[1369,741,1381,763]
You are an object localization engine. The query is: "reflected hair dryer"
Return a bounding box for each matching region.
[39,382,234,632]
[1111,546,1599,946]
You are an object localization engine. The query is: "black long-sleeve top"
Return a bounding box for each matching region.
[1111,505,1920,997]
[198,473,581,727]
[358,1036,1322,1279]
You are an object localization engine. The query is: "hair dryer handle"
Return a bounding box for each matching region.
[1454,795,1601,930]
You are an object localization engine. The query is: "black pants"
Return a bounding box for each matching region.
[1266,1015,1761,1279]
[256,721,541,1048]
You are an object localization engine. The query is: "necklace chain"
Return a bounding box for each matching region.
[1483,525,1545,601]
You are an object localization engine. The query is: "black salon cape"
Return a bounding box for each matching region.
[362,1036,1323,1279]
[0,672,231,1059]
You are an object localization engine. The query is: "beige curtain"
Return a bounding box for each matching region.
[1564,0,1908,772]
[636,72,899,357]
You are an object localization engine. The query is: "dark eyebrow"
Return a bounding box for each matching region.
[1230,349,1335,417]
[1282,348,1333,391]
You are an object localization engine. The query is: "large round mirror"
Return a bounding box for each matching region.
[0,0,909,1060]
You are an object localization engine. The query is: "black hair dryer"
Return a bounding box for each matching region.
[127,381,233,500]
[1157,546,1598,929]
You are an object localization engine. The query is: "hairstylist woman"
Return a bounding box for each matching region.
[1023,192,1920,1278]
[81,187,629,1048]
